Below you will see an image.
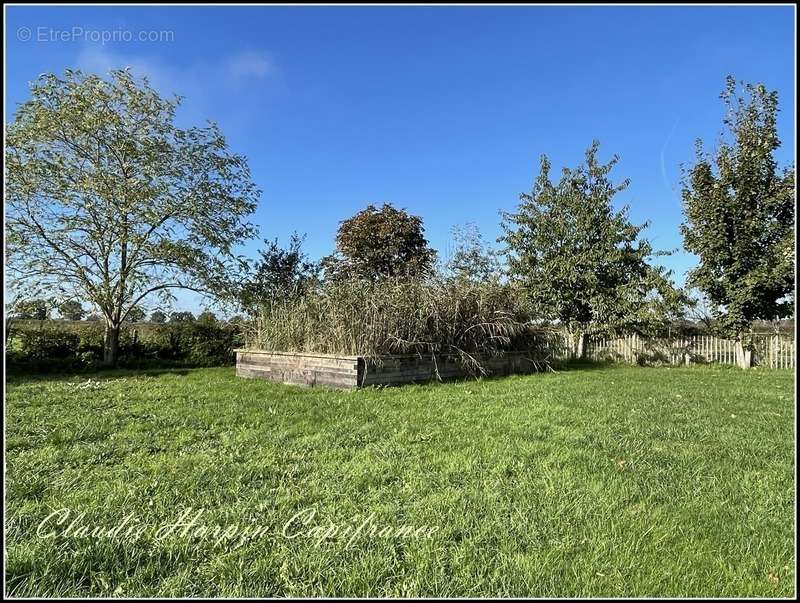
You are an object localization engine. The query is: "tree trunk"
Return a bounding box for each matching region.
[5,317,14,346]
[573,332,587,360]
[735,333,752,370]
[104,322,121,367]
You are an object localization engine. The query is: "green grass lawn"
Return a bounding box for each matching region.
[5,364,795,597]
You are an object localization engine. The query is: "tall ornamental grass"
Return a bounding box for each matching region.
[246,277,560,372]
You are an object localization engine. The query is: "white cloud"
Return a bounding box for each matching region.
[76,46,195,100]
[226,51,274,80]
[76,47,275,88]
[72,46,279,131]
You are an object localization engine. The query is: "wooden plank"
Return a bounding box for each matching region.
[238,353,358,370]
[234,348,359,361]
[237,366,358,389]
[237,357,359,372]
[361,353,544,386]
[236,363,357,378]
[236,350,360,389]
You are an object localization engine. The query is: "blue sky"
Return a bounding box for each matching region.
[5,5,796,313]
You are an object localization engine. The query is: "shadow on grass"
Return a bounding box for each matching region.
[4,364,224,386]
[549,359,619,372]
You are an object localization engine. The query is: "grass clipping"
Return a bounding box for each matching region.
[246,277,559,375]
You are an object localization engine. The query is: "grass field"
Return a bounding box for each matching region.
[5,364,795,597]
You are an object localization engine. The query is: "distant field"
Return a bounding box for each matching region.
[8,318,161,331]
[5,365,795,597]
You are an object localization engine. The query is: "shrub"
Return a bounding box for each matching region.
[17,327,81,360]
[75,322,105,355]
[142,322,240,366]
[6,320,241,372]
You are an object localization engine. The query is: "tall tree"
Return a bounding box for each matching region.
[13,299,50,321]
[446,222,503,283]
[681,76,795,366]
[500,141,684,356]
[197,310,219,324]
[125,306,146,323]
[323,203,436,280]
[149,311,167,324]
[5,69,259,365]
[170,311,196,323]
[238,232,318,315]
[58,300,85,321]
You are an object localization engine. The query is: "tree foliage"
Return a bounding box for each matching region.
[500,141,685,343]
[681,76,795,337]
[238,232,318,314]
[197,310,219,324]
[58,300,85,321]
[446,222,503,283]
[170,311,196,323]
[323,203,436,280]
[149,311,167,324]
[5,69,259,364]
[14,299,50,321]
[125,306,146,323]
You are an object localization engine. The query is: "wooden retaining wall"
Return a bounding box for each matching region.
[236,350,361,388]
[235,349,547,389]
[360,352,545,387]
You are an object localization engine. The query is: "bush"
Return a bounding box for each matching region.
[17,327,81,360]
[75,322,105,355]
[6,320,242,373]
[141,322,240,366]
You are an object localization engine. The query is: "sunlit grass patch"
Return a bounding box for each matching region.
[5,364,794,597]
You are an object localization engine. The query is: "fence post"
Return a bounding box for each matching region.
[772,334,778,369]
[576,333,586,360]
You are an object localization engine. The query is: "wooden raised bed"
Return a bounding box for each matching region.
[235,349,547,389]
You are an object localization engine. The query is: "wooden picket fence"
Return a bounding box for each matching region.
[750,334,796,369]
[581,333,794,369]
